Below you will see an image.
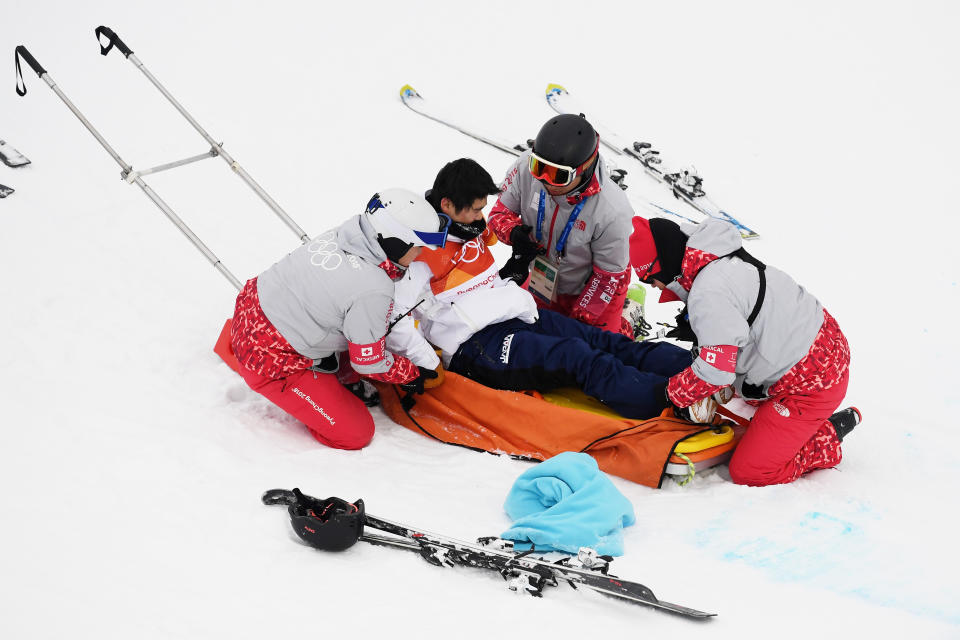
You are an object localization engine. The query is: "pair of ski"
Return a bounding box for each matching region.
[263,488,715,620]
[0,139,31,198]
[399,83,758,239]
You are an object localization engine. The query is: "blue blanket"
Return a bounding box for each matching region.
[501,452,636,556]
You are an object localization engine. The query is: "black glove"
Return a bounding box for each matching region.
[399,366,439,395]
[509,224,543,257]
[499,252,536,285]
[665,305,697,344]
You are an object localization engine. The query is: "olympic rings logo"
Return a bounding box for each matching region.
[307,232,343,270]
[455,238,485,264]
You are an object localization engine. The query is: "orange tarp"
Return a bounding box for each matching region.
[375,372,717,489]
[216,318,732,488]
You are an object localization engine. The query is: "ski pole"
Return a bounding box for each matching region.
[94,26,309,244]
[15,45,244,291]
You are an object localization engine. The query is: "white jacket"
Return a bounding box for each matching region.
[386,258,539,368]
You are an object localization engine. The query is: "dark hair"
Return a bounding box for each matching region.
[428,158,500,212]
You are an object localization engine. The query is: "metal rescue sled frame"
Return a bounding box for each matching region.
[14,27,311,292]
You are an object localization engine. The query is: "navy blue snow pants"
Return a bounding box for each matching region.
[448,309,693,420]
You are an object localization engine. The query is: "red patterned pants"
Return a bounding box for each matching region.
[231,278,373,449]
[728,368,848,486]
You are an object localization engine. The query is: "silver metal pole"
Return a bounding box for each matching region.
[125,51,310,244]
[43,75,132,174]
[130,149,218,180]
[15,46,244,292]
[133,176,243,290]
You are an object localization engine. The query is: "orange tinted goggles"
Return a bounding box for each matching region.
[529,153,578,186]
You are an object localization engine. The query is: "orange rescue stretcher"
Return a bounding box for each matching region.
[216,319,746,488]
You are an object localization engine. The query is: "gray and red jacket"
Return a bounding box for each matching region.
[661,218,850,407]
[230,214,417,385]
[489,152,633,323]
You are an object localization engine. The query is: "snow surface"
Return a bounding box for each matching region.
[3,1,959,637]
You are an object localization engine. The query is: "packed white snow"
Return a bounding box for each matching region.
[2,1,958,638]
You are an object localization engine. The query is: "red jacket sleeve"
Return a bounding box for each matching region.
[667,367,725,408]
[488,198,522,244]
[570,266,630,326]
[363,353,419,385]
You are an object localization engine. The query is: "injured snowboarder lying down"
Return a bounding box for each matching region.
[385,159,692,420]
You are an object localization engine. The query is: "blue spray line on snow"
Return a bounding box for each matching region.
[693,508,959,626]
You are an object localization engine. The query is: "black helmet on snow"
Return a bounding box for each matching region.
[274,488,365,551]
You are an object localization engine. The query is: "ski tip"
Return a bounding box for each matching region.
[399,84,420,99]
[0,156,31,168]
[545,83,568,98]
[717,210,759,239]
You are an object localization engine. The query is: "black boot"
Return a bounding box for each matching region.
[828,407,861,442]
[345,381,380,407]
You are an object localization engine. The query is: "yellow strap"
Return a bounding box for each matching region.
[673,452,695,487]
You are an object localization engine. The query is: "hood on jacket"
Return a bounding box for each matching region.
[631,217,742,303]
[669,218,743,300]
[337,214,389,265]
[336,214,412,280]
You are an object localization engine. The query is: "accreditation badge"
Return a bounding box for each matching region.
[529,255,560,303]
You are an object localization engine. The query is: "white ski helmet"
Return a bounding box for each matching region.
[363,188,450,262]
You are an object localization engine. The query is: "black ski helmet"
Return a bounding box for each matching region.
[286,489,365,551]
[532,114,599,167]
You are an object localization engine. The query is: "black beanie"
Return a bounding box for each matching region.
[647,218,688,284]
